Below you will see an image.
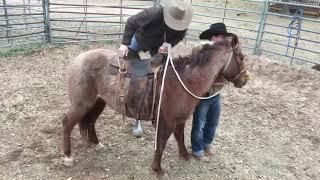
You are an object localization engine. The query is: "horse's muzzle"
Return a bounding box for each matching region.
[233,70,250,88]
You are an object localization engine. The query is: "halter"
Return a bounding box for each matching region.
[222,45,247,83]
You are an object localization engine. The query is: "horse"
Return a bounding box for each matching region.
[62,34,248,176]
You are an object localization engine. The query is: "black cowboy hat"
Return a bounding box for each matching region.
[199,23,232,40]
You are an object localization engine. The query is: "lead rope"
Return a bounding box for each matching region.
[154,46,170,150]
[154,45,234,150]
[170,51,233,100]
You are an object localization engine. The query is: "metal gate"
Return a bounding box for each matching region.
[1,0,319,65]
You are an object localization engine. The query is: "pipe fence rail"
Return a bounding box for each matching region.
[0,0,319,65]
[183,0,320,65]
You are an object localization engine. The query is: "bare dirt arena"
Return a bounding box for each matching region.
[0,43,319,179]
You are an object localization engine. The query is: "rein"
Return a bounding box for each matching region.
[222,51,234,73]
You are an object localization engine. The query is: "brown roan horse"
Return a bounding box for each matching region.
[62,35,248,176]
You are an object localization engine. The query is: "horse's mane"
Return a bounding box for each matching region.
[172,39,231,73]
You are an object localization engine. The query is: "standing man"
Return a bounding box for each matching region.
[119,0,193,137]
[191,23,233,160]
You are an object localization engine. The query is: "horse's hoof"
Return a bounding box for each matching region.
[179,153,192,161]
[95,142,105,151]
[153,169,169,179]
[162,172,170,180]
[63,156,74,167]
[152,165,167,178]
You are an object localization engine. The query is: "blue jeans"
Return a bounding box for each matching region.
[191,94,221,157]
[129,35,141,52]
[129,35,158,56]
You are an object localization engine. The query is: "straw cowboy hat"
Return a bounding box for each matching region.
[199,23,233,40]
[163,0,193,31]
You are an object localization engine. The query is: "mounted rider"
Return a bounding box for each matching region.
[119,0,193,137]
[119,0,192,60]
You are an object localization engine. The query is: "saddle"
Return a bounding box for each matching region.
[109,50,166,76]
[108,51,162,121]
[109,51,154,77]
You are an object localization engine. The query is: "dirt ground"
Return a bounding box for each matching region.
[0,42,319,179]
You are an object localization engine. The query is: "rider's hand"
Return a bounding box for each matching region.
[158,46,167,54]
[119,44,129,58]
[158,42,171,54]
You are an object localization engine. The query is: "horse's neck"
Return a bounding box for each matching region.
[175,55,226,97]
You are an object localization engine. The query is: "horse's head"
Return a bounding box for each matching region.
[221,34,249,88]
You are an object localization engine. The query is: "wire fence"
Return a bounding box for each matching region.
[0,0,45,47]
[183,0,320,65]
[0,0,154,47]
[0,0,319,65]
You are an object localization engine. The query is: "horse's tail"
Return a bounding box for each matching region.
[79,114,90,144]
[78,97,106,144]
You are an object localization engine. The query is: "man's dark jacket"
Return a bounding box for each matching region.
[122,7,187,53]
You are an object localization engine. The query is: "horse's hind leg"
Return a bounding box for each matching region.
[82,97,106,150]
[62,105,88,166]
[173,122,191,161]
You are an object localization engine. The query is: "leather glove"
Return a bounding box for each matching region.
[158,42,171,54]
[119,44,129,58]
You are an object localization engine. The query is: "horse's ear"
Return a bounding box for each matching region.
[231,34,239,48]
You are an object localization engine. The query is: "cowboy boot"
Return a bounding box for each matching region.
[127,49,145,138]
[133,120,143,138]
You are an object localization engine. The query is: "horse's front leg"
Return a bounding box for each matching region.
[151,118,173,176]
[174,122,191,161]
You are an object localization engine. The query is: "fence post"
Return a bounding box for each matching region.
[119,0,123,39]
[42,0,52,43]
[185,0,192,45]
[254,0,269,55]
[223,0,228,23]
[3,0,12,44]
